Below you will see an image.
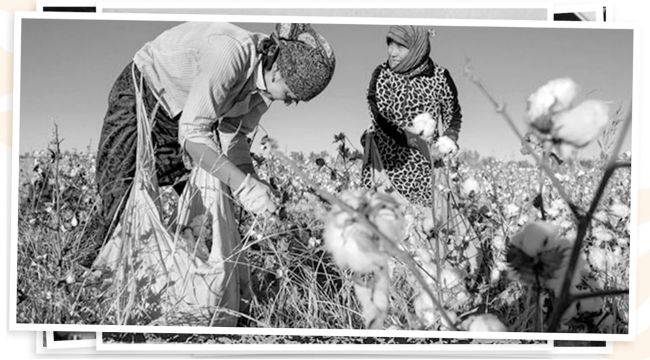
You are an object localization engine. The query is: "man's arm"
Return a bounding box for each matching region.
[178,35,251,190]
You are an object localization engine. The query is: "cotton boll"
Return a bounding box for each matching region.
[490,268,501,283]
[368,192,407,243]
[323,210,384,274]
[551,100,609,148]
[510,221,562,258]
[323,190,402,274]
[466,314,508,332]
[609,200,629,219]
[413,292,437,327]
[546,199,566,218]
[461,177,480,198]
[440,266,466,288]
[593,211,609,224]
[588,247,617,273]
[65,273,75,285]
[436,136,458,155]
[440,310,458,330]
[592,226,614,245]
[503,203,519,219]
[527,78,579,132]
[353,268,390,329]
[492,235,506,252]
[408,113,437,140]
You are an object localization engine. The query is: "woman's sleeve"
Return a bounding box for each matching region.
[177,35,250,169]
[367,66,409,147]
[441,69,462,142]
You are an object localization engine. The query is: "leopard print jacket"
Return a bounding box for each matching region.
[361,59,462,205]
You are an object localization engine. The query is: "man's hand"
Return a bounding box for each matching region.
[234,174,278,216]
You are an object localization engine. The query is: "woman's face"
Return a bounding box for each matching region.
[387,40,410,69]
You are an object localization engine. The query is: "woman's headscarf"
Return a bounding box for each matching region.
[257,23,336,102]
[386,25,431,74]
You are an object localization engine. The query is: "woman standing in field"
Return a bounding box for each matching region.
[361,25,462,206]
[81,22,335,325]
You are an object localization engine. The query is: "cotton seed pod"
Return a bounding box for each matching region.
[323,190,404,274]
[592,226,614,244]
[65,273,75,285]
[440,266,466,289]
[551,100,609,148]
[368,192,407,244]
[460,177,480,198]
[436,136,458,155]
[527,78,578,132]
[408,112,437,140]
[609,200,629,219]
[510,221,563,258]
[588,246,618,273]
[503,203,519,219]
[413,291,437,328]
[466,314,508,332]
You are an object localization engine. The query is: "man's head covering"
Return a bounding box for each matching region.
[386,25,432,74]
[269,23,336,101]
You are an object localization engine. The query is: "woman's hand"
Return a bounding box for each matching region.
[234,174,278,216]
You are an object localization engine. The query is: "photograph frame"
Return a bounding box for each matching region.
[10,10,639,342]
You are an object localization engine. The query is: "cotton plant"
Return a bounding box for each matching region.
[526,78,611,158]
[464,60,630,332]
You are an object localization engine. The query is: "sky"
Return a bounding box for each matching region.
[19,18,633,160]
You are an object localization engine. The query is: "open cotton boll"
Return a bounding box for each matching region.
[592,226,614,245]
[503,203,519,219]
[353,267,390,329]
[588,246,618,273]
[408,112,437,140]
[609,200,630,219]
[527,78,578,132]
[368,192,407,243]
[551,100,609,148]
[460,177,480,198]
[466,314,508,332]
[440,266,466,288]
[510,221,563,258]
[413,291,437,327]
[413,292,458,329]
[436,136,458,155]
[323,190,404,274]
[323,210,384,274]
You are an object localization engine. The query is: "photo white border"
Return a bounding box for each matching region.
[9,10,639,342]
